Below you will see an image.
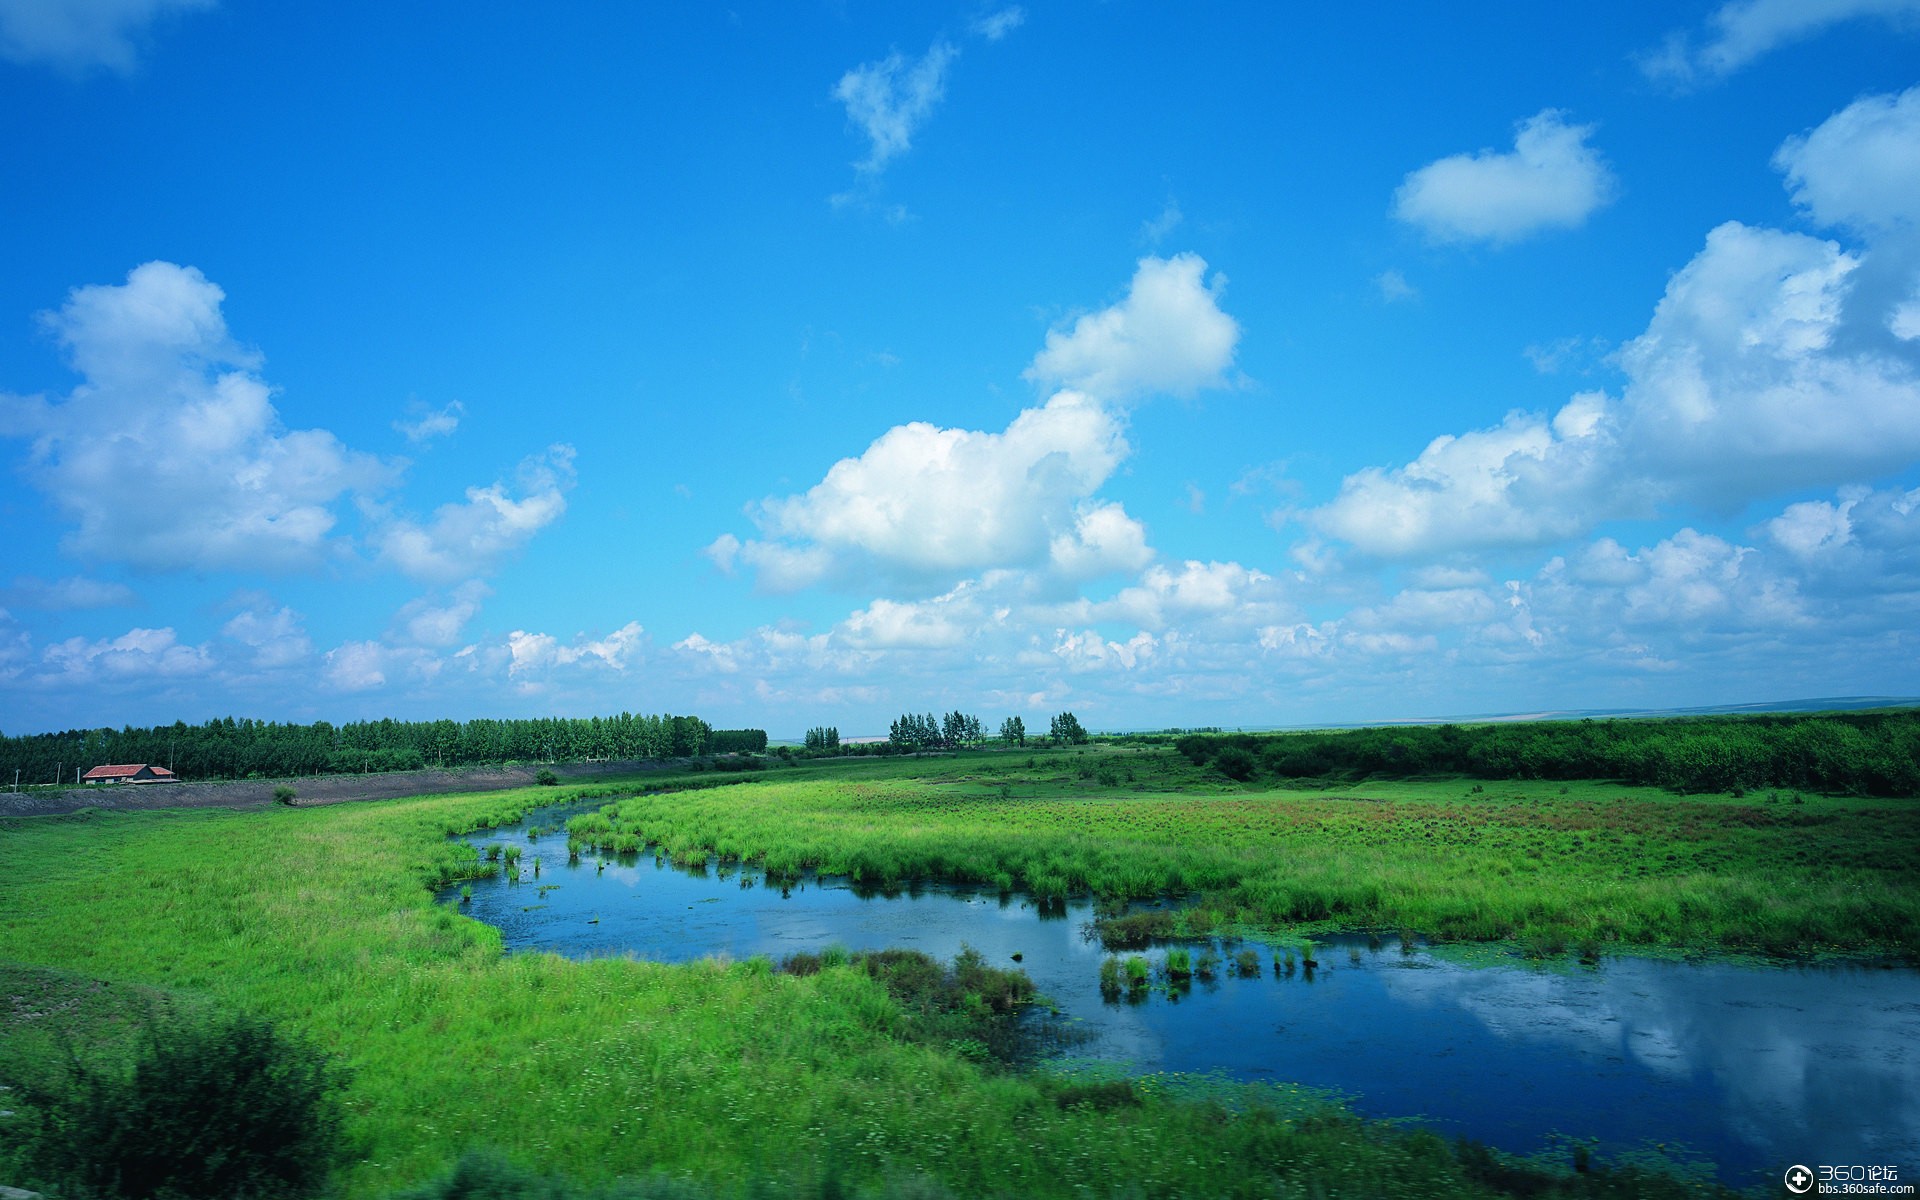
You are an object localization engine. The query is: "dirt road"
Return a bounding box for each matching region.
[0,759,675,818]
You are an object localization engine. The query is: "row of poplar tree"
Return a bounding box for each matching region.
[0,713,766,785]
[883,711,1089,751]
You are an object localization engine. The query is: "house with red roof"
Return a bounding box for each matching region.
[81,763,179,784]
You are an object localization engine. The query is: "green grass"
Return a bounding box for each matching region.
[569,747,1920,960]
[1,751,1887,1197]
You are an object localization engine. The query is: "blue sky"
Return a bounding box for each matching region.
[2,1,1918,737]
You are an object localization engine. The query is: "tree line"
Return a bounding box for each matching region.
[1173,709,1920,796]
[0,713,758,785]
[875,710,1086,753]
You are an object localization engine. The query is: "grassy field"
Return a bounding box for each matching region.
[574,745,1920,960]
[3,741,1911,1197]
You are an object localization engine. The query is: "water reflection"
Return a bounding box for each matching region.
[445,811,1919,1186]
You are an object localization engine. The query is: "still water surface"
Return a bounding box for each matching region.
[443,807,1920,1187]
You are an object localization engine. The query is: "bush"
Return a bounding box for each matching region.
[6,1007,348,1200]
[535,768,558,786]
[272,785,297,806]
[1214,746,1257,781]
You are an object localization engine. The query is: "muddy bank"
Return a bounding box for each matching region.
[0,759,677,818]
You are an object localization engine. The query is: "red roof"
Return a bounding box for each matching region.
[81,763,177,781]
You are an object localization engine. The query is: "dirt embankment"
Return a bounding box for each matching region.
[0,759,677,818]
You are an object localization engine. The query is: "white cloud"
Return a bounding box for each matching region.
[1893,296,1920,341]
[1536,528,1806,631]
[1047,502,1153,580]
[842,594,973,650]
[323,640,390,692]
[1139,201,1183,246]
[43,625,211,680]
[673,631,740,672]
[506,621,645,676]
[1765,497,1856,559]
[833,39,958,177]
[1392,110,1617,245]
[3,262,397,573]
[5,575,136,609]
[0,0,213,72]
[1024,254,1241,400]
[221,604,311,669]
[971,6,1024,40]
[1309,400,1625,557]
[1054,628,1157,672]
[1376,269,1418,303]
[370,444,575,582]
[1774,84,1920,234]
[1349,586,1501,633]
[1315,93,1920,561]
[1104,560,1280,630]
[1642,0,1920,85]
[393,400,464,444]
[733,390,1130,590]
[394,581,489,647]
[1613,221,1920,494]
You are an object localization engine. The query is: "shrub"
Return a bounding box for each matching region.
[535,768,558,786]
[1214,747,1257,781]
[272,785,297,806]
[6,1007,348,1200]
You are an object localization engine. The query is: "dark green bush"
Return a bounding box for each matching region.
[1214,746,1258,781]
[7,1007,348,1200]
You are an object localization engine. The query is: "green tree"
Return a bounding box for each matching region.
[999,716,1026,746]
[1050,711,1088,745]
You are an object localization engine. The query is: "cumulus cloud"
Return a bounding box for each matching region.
[3,262,397,573]
[506,621,645,676]
[833,39,958,177]
[1392,110,1617,245]
[1054,628,1158,672]
[1103,560,1282,631]
[43,625,211,681]
[730,391,1132,590]
[1774,84,1920,234]
[0,0,213,72]
[370,444,575,582]
[1047,502,1153,581]
[221,603,311,669]
[1614,221,1920,494]
[1537,529,1805,631]
[1025,254,1241,400]
[1310,399,1626,557]
[323,640,391,692]
[394,581,489,647]
[1316,93,1920,560]
[1642,0,1920,85]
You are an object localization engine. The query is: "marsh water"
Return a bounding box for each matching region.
[443,806,1919,1187]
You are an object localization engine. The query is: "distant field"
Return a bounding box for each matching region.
[574,742,1920,960]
